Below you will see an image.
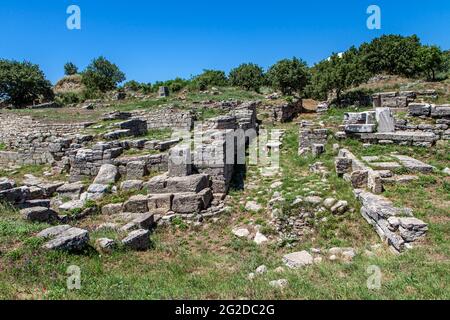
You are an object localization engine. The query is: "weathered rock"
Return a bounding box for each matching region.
[165,174,209,193]
[254,232,268,245]
[42,227,89,251]
[304,196,322,206]
[168,145,192,177]
[21,207,59,223]
[37,225,72,238]
[269,279,288,289]
[95,238,116,253]
[0,178,15,191]
[120,179,143,191]
[232,227,250,238]
[255,265,268,274]
[59,199,85,211]
[122,229,150,250]
[126,161,147,180]
[143,174,167,193]
[330,200,348,215]
[93,164,119,185]
[376,107,395,133]
[323,198,337,209]
[123,195,149,213]
[283,251,313,268]
[56,182,85,200]
[101,203,123,215]
[148,194,173,211]
[172,193,203,214]
[245,201,262,212]
[84,184,109,201]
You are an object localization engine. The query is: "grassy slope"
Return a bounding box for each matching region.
[0,106,449,299]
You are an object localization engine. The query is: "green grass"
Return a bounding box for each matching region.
[0,143,6,151]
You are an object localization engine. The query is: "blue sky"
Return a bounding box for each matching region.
[1,0,449,84]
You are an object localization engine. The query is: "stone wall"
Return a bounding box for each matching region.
[372,90,438,109]
[298,121,329,155]
[132,108,195,130]
[68,140,168,182]
[261,99,302,122]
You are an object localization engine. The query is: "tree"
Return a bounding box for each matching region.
[0,59,54,107]
[266,57,310,96]
[359,35,422,77]
[229,63,265,91]
[193,69,228,90]
[308,47,370,104]
[416,45,444,81]
[82,56,126,92]
[64,62,78,75]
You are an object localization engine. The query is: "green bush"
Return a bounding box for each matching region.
[266,57,310,96]
[82,56,126,93]
[64,62,78,76]
[192,69,228,90]
[229,63,265,92]
[0,59,54,107]
[55,92,82,105]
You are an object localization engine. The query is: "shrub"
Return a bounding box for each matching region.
[64,62,78,76]
[229,63,265,91]
[55,92,82,105]
[0,59,54,107]
[81,56,126,93]
[266,57,310,96]
[192,69,228,90]
[123,80,142,92]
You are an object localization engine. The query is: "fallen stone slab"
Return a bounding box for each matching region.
[120,180,143,191]
[56,182,85,200]
[391,155,435,173]
[370,162,403,171]
[93,164,119,185]
[165,174,209,193]
[122,229,150,250]
[37,225,72,238]
[345,124,376,133]
[172,193,203,214]
[0,187,30,204]
[126,161,148,180]
[430,105,450,118]
[283,251,313,269]
[83,183,109,201]
[148,193,173,211]
[19,199,51,209]
[0,178,15,191]
[101,203,123,215]
[59,200,85,211]
[123,195,149,213]
[409,103,431,117]
[42,227,89,251]
[21,207,59,223]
